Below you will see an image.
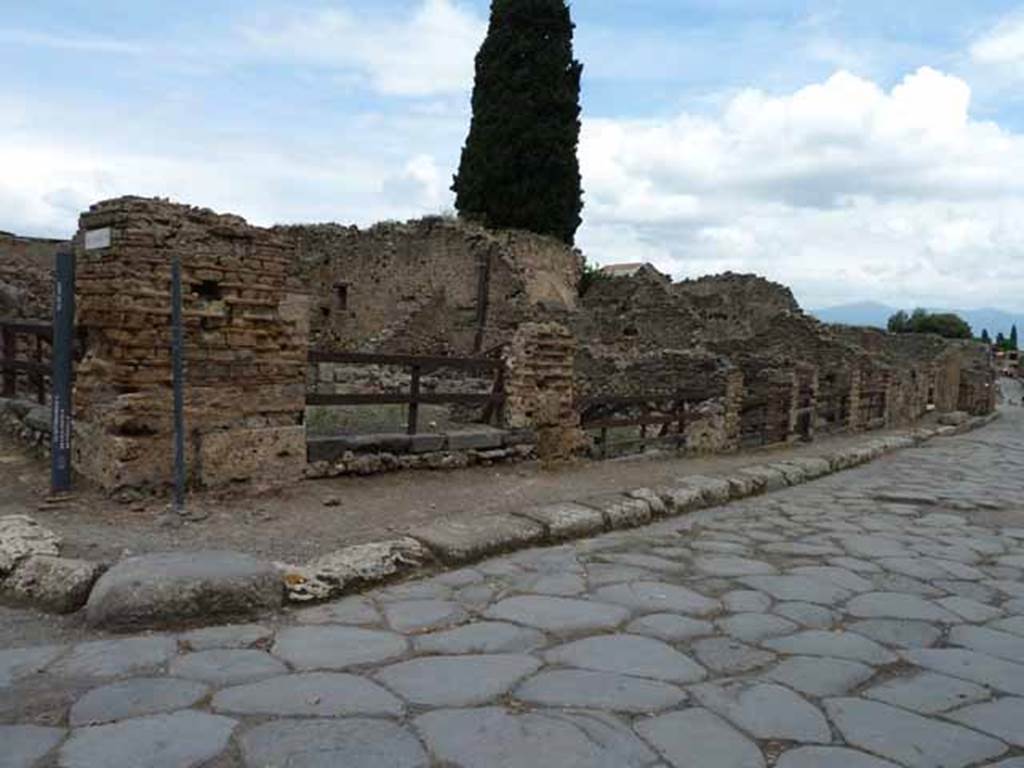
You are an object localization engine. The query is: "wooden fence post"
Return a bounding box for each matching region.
[1,327,15,398]
[407,365,421,436]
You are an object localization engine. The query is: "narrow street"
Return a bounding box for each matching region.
[3,409,1023,767]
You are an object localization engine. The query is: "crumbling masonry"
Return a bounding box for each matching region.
[0,197,997,491]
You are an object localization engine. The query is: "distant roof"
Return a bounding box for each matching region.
[600,262,651,277]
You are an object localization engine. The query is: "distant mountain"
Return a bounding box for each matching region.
[811,302,1024,338]
[812,302,893,329]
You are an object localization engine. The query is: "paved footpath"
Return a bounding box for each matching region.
[3,412,1024,767]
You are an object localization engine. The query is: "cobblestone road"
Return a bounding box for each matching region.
[3,411,1024,767]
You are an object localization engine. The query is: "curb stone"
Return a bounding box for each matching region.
[0,413,1002,626]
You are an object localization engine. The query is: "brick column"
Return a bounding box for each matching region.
[73,197,310,491]
[847,368,863,432]
[723,370,744,452]
[503,322,584,462]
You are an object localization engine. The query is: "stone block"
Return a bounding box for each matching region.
[279,538,429,603]
[410,514,545,565]
[579,493,653,529]
[307,437,349,464]
[787,457,832,479]
[200,426,306,488]
[308,434,411,463]
[627,487,668,516]
[409,434,446,453]
[658,485,709,513]
[4,555,106,614]
[938,411,969,426]
[768,463,808,486]
[738,465,789,492]
[514,503,605,540]
[0,515,60,578]
[502,428,537,447]
[726,473,763,499]
[676,475,733,505]
[85,551,284,630]
[445,429,505,451]
[24,405,51,434]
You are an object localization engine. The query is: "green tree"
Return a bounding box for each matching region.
[981,329,991,344]
[452,0,584,244]
[1011,324,1019,350]
[887,310,910,333]
[997,332,1007,348]
[916,312,972,339]
[887,308,973,340]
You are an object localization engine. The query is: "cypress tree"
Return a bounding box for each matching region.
[981,329,991,344]
[1011,324,1019,350]
[452,0,584,244]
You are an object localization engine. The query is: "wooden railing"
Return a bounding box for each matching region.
[0,318,52,404]
[307,350,506,436]
[578,389,718,459]
[739,397,792,448]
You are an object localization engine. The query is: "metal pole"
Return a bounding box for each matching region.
[171,254,186,513]
[50,250,75,494]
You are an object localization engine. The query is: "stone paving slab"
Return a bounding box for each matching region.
[242,718,428,768]
[1,724,66,768]
[68,678,210,726]
[1,410,1023,767]
[211,672,405,717]
[825,697,1009,767]
[636,708,765,768]
[57,711,237,768]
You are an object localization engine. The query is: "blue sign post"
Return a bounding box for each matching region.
[51,250,75,494]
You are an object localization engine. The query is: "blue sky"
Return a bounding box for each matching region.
[3,1,1024,310]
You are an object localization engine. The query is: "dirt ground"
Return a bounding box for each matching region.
[1,420,946,568]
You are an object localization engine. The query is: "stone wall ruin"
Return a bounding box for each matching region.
[0,231,67,318]
[0,197,1000,492]
[72,198,310,490]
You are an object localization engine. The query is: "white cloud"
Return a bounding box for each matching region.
[971,12,1024,65]
[240,0,486,96]
[5,53,1024,313]
[0,100,448,237]
[381,154,448,212]
[577,67,1024,310]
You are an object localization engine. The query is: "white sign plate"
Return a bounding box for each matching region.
[85,227,112,251]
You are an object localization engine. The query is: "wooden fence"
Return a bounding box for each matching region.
[578,389,719,459]
[307,350,506,436]
[0,318,52,404]
[739,396,793,448]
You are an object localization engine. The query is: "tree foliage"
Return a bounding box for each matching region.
[887,308,973,340]
[452,0,584,244]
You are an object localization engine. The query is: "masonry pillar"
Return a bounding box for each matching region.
[503,322,584,462]
[847,368,863,432]
[73,197,310,491]
[723,370,744,453]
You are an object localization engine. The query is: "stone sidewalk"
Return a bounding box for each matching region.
[2,411,1024,767]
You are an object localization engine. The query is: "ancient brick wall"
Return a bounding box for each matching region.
[574,349,741,456]
[283,218,582,357]
[834,327,964,423]
[72,197,310,491]
[503,322,583,461]
[956,342,997,415]
[733,356,798,447]
[0,232,68,318]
